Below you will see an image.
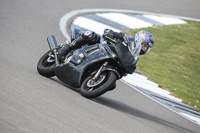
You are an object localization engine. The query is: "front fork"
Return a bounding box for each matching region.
[92,62,121,82]
[92,62,108,81]
[47,35,60,66]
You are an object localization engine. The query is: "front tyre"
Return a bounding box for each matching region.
[37,50,55,77]
[81,71,117,98]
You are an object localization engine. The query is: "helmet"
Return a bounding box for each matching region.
[134,30,154,55]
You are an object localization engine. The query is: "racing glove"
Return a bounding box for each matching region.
[103,29,114,38]
[103,29,125,40]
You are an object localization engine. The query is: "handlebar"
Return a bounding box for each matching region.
[103,36,120,45]
[104,36,117,43]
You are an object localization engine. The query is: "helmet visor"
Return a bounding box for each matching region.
[141,42,149,53]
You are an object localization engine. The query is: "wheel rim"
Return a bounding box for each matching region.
[42,55,55,67]
[47,56,55,63]
[86,73,106,89]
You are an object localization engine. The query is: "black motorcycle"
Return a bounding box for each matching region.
[37,27,136,98]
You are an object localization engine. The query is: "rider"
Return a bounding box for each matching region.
[58,29,154,72]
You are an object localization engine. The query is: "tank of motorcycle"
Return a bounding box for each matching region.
[53,44,117,88]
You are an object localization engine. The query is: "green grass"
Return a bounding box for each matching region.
[124,21,200,112]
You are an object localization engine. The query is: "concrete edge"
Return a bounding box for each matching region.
[59,8,200,41]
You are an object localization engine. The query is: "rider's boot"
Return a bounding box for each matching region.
[58,37,83,56]
[58,31,100,57]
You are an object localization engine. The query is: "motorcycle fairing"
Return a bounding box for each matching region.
[54,44,117,88]
[71,26,85,41]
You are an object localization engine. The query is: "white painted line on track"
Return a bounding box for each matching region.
[143,15,187,25]
[121,77,183,103]
[123,80,200,126]
[73,16,120,35]
[96,13,153,29]
[122,74,170,95]
[180,112,200,125]
[59,8,200,41]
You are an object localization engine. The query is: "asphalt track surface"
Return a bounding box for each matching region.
[1,0,200,132]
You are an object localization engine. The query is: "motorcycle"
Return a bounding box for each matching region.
[37,27,136,98]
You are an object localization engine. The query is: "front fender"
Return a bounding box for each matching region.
[103,65,121,79]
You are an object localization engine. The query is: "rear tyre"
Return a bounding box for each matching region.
[37,50,55,77]
[81,71,117,98]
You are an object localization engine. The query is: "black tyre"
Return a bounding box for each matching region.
[81,71,117,98]
[37,50,55,77]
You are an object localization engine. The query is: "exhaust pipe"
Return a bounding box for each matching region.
[47,35,59,50]
[47,35,60,66]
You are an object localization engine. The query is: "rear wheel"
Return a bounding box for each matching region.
[37,50,55,77]
[81,71,117,98]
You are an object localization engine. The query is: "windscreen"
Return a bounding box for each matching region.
[124,34,141,64]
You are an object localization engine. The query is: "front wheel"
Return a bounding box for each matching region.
[81,71,117,98]
[37,50,55,77]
